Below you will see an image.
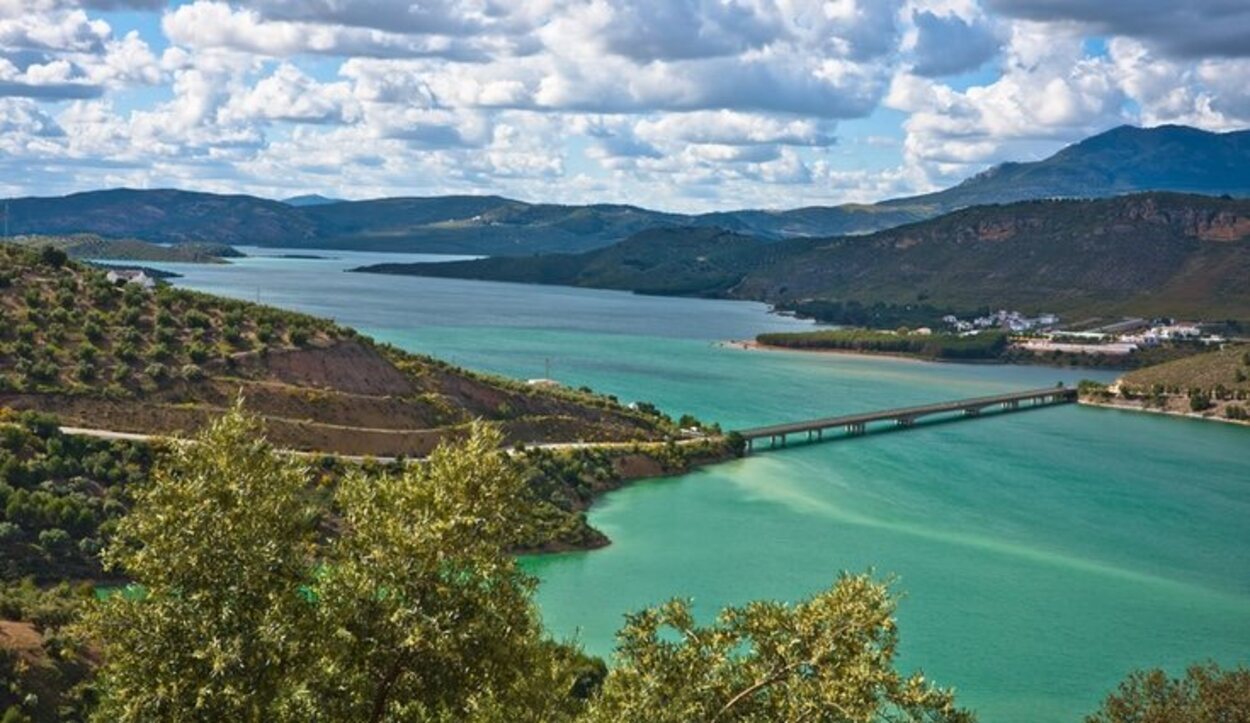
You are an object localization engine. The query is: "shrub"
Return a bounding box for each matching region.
[39,246,68,268]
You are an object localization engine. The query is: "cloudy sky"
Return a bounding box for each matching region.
[2,0,1248,211]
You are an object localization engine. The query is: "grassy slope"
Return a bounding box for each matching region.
[0,244,671,457]
[1121,345,1250,393]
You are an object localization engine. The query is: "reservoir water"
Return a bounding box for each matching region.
[159,248,1249,721]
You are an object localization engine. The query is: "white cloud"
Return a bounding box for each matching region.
[0,0,1247,211]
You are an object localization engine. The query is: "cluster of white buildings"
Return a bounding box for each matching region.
[941,310,1060,334]
[1020,321,1222,356]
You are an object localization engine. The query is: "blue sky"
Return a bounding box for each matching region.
[1,0,1247,211]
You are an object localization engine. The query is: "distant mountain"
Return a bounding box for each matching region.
[358,193,1250,323]
[883,124,1250,213]
[2,188,318,246]
[3,125,1247,255]
[282,194,344,207]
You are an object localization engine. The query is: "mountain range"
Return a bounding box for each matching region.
[358,193,1250,323]
[2,124,1247,256]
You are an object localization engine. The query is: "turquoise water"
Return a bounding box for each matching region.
[161,249,1250,721]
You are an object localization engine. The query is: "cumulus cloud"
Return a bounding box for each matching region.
[0,0,1248,210]
[162,2,499,61]
[986,0,1250,58]
[909,10,1000,76]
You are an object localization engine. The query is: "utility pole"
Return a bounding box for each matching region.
[544,357,551,380]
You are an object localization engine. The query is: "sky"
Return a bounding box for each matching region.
[1,0,1248,212]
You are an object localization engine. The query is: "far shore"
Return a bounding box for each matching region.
[725,335,995,362]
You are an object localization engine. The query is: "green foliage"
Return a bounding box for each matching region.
[1086,663,1250,723]
[38,247,67,269]
[758,329,1009,361]
[76,407,964,721]
[0,411,151,582]
[82,409,586,722]
[84,404,320,722]
[0,244,343,394]
[585,573,972,723]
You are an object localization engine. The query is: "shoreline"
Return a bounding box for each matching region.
[723,339,1145,371]
[723,339,944,364]
[1079,398,1250,428]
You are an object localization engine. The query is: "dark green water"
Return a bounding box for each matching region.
[161,249,1250,721]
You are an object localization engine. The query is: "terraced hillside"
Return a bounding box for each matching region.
[0,243,670,457]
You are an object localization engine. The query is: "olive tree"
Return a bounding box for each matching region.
[586,573,972,723]
[84,404,320,722]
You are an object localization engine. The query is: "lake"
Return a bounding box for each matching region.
[159,248,1250,721]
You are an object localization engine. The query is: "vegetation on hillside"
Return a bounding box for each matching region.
[0,243,339,398]
[4,236,240,264]
[0,243,672,455]
[756,329,1009,360]
[1080,345,1250,423]
[361,193,1250,324]
[1120,345,1250,395]
[0,410,153,583]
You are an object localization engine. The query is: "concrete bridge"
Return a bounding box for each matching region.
[738,386,1076,453]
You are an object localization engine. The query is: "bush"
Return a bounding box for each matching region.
[37,528,71,556]
[38,246,68,268]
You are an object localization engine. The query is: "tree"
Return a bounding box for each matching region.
[584,573,972,723]
[1087,663,1250,723]
[38,246,67,269]
[297,423,585,722]
[83,403,320,722]
[82,406,970,722]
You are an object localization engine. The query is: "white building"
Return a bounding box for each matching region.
[106,269,155,289]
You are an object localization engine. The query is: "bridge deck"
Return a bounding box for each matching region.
[738,387,1075,441]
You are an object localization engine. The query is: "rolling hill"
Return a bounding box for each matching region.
[0,243,670,458]
[359,193,1250,323]
[7,234,241,263]
[5,125,1244,255]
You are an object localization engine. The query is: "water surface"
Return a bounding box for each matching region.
[161,248,1250,721]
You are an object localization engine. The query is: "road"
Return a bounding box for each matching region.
[57,425,715,465]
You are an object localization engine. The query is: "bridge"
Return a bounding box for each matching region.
[737,386,1076,453]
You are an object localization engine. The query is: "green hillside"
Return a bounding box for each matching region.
[7,234,240,263]
[0,243,670,457]
[1121,345,1250,394]
[365,193,1250,324]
